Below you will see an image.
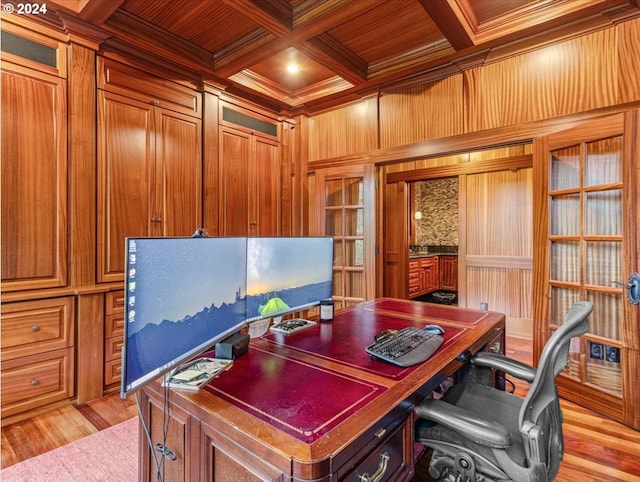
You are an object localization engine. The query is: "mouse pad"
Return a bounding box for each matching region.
[262,310,466,379]
[203,345,386,444]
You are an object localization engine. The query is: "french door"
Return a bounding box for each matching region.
[534,111,640,429]
[315,165,376,309]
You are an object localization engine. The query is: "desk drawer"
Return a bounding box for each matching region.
[1,347,74,418]
[342,417,412,481]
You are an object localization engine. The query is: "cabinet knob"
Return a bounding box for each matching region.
[151,217,162,223]
[31,380,39,386]
[31,325,40,332]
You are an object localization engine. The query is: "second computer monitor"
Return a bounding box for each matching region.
[245,237,334,322]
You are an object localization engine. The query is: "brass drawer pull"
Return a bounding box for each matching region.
[359,452,390,482]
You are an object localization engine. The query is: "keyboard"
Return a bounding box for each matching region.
[365,327,444,367]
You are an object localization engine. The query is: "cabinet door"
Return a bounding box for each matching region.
[219,126,250,236]
[439,256,458,291]
[421,258,439,293]
[98,91,154,282]
[253,136,280,236]
[1,64,67,291]
[154,108,202,237]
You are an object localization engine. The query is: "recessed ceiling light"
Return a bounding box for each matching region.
[287,63,300,74]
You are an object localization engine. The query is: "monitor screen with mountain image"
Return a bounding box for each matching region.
[245,237,334,322]
[121,237,248,398]
[121,236,333,398]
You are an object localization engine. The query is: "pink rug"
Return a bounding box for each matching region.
[1,417,138,481]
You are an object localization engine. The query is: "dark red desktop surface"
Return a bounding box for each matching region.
[203,345,386,444]
[360,298,488,325]
[262,306,467,379]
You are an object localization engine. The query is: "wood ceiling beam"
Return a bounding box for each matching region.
[44,0,126,25]
[418,0,475,50]
[221,0,293,36]
[299,33,368,84]
[215,0,386,77]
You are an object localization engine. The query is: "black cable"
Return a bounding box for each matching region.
[135,393,164,482]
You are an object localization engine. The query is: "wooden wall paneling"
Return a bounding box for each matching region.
[464,169,533,334]
[1,63,67,291]
[292,114,311,236]
[383,180,408,298]
[202,87,220,236]
[280,120,294,236]
[618,18,640,104]
[465,169,533,257]
[308,97,378,161]
[67,42,97,286]
[466,28,620,132]
[457,174,468,307]
[413,152,469,171]
[379,75,465,149]
[76,293,104,403]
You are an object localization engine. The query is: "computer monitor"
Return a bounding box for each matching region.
[245,237,334,322]
[121,237,248,398]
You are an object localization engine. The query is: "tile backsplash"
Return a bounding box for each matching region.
[414,178,458,247]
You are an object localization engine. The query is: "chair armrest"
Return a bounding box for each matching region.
[415,398,513,448]
[472,352,536,383]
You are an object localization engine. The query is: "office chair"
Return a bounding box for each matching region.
[415,301,592,482]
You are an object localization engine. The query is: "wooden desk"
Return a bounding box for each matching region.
[138,298,504,481]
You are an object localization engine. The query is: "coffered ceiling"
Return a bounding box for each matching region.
[44,0,640,112]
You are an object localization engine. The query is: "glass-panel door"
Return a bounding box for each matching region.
[535,112,640,429]
[315,165,375,310]
[549,136,623,394]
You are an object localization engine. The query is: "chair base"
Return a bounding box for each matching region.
[428,450,511,482]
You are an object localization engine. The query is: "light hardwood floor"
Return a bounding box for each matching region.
[2,336,640,481]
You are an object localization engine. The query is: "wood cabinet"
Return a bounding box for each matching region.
[97,59,202,282]
[218,104,281,236]
[1,297,75,423]
[409,255,458,298]
[439,255,458,291]
[103,291,125,390]
[408,256,440,297]
[1,35,67,292]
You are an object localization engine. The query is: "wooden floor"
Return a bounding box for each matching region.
[2,336,640,481]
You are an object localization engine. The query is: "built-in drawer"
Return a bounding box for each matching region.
[104,358,122,386]
[1,347,74,418]
[1,297,74,360]
[104,290,125,388]
[105,335,123,362]
[105,290,125,313]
